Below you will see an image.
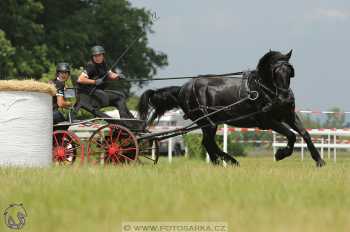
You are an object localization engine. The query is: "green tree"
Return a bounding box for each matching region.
[0,30,16,79]
[298,113,321,129]
[126,95,140,111]
[323,107,345,129]
[40,0,167,93]
[1,0,168,91]
[0,0,50,78]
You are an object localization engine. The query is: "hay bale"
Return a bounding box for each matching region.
[0,80,55,167]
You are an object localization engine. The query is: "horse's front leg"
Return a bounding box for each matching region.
[269,120,296,161]
[286,114,326,167]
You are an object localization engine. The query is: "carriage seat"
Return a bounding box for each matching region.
[64,88,146,131]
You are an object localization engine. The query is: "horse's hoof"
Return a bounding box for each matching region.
[275,154,283,161]
[316,159,326,167]
[275,147,291,161]
[275,150,285,161]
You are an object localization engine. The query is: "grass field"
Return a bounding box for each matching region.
[1,152,350,232]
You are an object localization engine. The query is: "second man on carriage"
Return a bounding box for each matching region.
[77,45,134,119]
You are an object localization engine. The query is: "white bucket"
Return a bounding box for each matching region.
[0,90,53,167]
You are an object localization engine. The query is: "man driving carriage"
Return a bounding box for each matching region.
[77,45,134,119]
[50,62,72,124]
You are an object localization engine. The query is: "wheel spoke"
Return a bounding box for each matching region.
[65,145,80,153]
[91,138,107,149]
[142,156,156,161]
[118,153,135,161]
[109,127,113,141]
[121,136,132,146]
[64,137,74,147]
[61,133,67,146]
[97,130,108,148]
[88,124,138,165]
[115,128,122,143]
[119,147,137,152]
[107,153,119,164]
[113,154,121,164]
[53,134,59,146]
[105,155,112,163]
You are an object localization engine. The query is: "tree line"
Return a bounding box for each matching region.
[299,107,347,129]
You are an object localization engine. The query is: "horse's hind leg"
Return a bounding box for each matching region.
[201,127,220,164]
[202,127,239,166]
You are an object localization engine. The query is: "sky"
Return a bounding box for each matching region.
[129,0,350,112]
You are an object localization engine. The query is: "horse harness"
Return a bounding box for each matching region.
[185,67,292,126]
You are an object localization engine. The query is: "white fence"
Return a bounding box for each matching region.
[272,128,350,162]
[193,126,350,163]
[219,126,350,163]
[69,124,350,163]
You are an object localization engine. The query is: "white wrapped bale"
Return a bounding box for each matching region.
[0,80,56,167]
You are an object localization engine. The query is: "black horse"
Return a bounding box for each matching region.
[138,50,326,167]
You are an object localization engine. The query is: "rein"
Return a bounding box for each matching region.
[188,96,253,128]
[140,98,264,141]
[121,71,244,82]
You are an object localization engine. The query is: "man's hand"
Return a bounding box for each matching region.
[65,101,73,108]
[95,78,104,86]
[108,71,119,80]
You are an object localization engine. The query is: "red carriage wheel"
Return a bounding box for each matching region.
[87,124,139,165]
[52,130,83,165]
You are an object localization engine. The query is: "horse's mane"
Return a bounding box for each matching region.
[257,51,288,82]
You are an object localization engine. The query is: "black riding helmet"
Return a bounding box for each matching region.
[56,62,70,73]
[91,45,105,56]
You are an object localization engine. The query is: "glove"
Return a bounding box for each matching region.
[118,73,126,79]
[95,78,104,86]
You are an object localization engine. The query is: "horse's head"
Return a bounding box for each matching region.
[257,50,295,95]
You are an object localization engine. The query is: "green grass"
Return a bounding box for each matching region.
[1,153,350,232]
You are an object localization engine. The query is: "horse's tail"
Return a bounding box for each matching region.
[138,86,182,123]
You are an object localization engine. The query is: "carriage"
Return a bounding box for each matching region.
[52,85,224,166]
[52,88,161,165]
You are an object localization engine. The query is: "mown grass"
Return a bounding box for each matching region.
[0,153,350,232]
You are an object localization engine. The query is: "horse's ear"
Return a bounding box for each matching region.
[285,49,293,60]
